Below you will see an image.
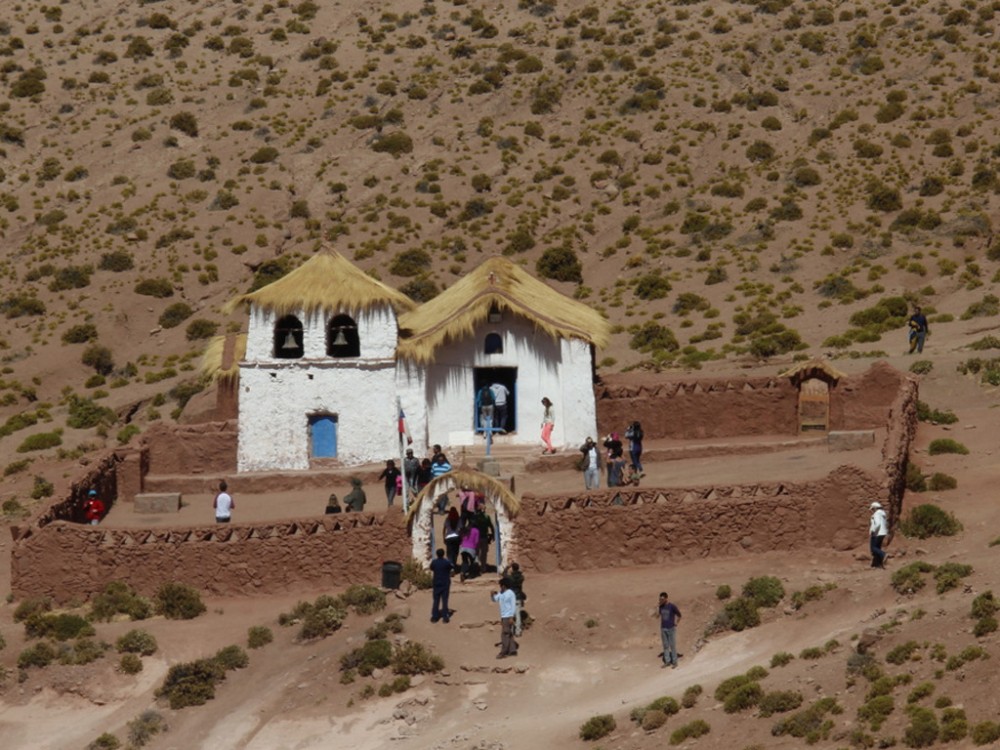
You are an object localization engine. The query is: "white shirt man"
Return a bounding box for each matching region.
[869,501,888,568]
[214,481,234,523]
[491,383,510,431]
[491,580,519,658]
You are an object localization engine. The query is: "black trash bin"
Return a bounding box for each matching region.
[381,561,402,590]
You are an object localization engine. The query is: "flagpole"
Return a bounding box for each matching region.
[398,396,409,515]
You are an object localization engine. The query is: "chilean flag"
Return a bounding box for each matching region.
[398,408,413,445]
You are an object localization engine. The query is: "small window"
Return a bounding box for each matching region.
[484,332,503,355]
[274,315,304,359]
[327,314,360,357]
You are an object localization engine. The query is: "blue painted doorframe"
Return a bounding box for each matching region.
[309,414,338,458]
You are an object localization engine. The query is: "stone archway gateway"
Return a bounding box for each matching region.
[780,359,846,434]
[406,467,519,568]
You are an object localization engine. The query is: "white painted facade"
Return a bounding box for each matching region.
[238,299,597,471]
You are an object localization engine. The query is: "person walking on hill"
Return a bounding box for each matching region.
[869,501,889,568]
[459,523,480,581]
[504,562,527,636]
[540,397,556,454]
[378,459,401,508]
[625,420,644,475]
[403,448,420,492]
[430,548,454,623]
[492,577,519,658]
[908,306,929,354]
[443,508,462,566]
[655,592,681,669]
[213,480,234,523]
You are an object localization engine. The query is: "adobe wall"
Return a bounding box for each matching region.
[141,420,237,476]
[11,510,411,604]
[597,360,908,439]
[512,465,883,573]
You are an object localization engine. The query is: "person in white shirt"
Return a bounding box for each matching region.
[869,501,888,568]
[214,480,235,523]
[490,382,510,432]
[491,577,519,658]
[580,437,600,490]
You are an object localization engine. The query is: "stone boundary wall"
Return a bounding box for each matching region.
[11,510,411,604]
[140,420,237,476]
[513,465,884,574]
[876,372,919,528]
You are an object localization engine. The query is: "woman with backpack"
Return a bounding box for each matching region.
[625,421,644,476]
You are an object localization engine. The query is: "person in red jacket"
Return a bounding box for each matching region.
[83,489,105,525]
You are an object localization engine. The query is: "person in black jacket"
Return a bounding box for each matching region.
[625,421,644,475]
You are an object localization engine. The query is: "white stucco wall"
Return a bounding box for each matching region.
[245,305,399,361]
[422,316,597,449]
[239,302,406,471]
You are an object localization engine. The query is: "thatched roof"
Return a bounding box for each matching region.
[223,250,415,317]
[200,333,246,384]
[396,257,610,363]
[779,358,847,385]
[405,466,520,522]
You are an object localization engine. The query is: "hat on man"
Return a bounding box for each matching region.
[350,477,362,487]
[870,501,882,510]
[88,489,97,496]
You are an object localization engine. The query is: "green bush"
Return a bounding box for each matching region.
[904,705,939,748]
[973,615,997,637]
[742,576,785,608]
[215,645,249,670]
[971,721,1000,745]
[724,681,763,713]
[400,559,433,590]
[60,638,108,665]
[631,695,680,724]
[934,562,973,593]
[157,657,225,709]
[928,438,969,455]
[18,641,57,668]
[715,674,753,702]
[887,641,921,665]
[400,277,439,302]
[759,690,803,717]
[389,249,432,277]
[17,432,63,453]
[579,714,616,741]
[342,585,387,615]
[770,651,794,668]
[154,582,206,620]
[135,278,174,298]
[67,396,115,429]
[634,272,672,300]
[640,708,668,730]
[340,639,392,675]
[629,322,679,353]
[185,318,219,341]
[927,473,957,491]
[536,246,583,283]
[63,324,99,344]
[299,597,347,640]
[120,653,143,674]
[669,719,710,744]
[899,505,962,539]
[99,250,134,272]
[247,626,273,649]
[116,630,158,656]
[771,697,840,741]
[722,597,760,631]
[158,302,194,329]
[127,710,166,747]
[14,598,52,622]
[972,591,998,619]
[859,694,895,730]
[88,733,122,750]
[90,581,151,622]
[25,612,95,641]
[366,613,406,640]
[169,111,198,137]
[249,146,279,164]
[940,707,968,742]
[391,641,444,675]
[371,132,414,156]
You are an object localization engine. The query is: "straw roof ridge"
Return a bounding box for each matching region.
[224,249,416,317]
[200,333,246,384]
[397,256,610,363]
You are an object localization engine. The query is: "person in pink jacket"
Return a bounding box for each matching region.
[459,524,480,582]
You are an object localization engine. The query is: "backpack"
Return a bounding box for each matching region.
[478,386,495,407]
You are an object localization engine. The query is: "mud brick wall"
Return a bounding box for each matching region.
[11,511,411,604]
[141,420,237,476]
[513,465,884,574]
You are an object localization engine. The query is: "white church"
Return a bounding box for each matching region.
[225,250,610,471]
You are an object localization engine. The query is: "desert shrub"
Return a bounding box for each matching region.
[341,639,392,675]
[771,652,794,668]
[299,596,347,640]
[579,714,616,741]
[341,585,387,615]
[910,360,933,375]
[641,708,668,730]
[759,690,803,717]
[799,647,824,660]
[771,697,840,741]
[390,249,432,277]
[400,559,432,590]
[58,637,105,664]
[67,396,115,429]
[859,694,895,730]
[669,719,710,744]
[400,277,439,302]
[90,581,151,621]
[249,146,279,164]
[366,613,406,640]
[961,294,1000,320]
[928,438,969,455]
[908,462,926,490]
[247,626,273,649]
[378,675,411,696]
[135,278,174,298]
[18,641,57,668]
[88,733,122,750]
[391,641,444,675]
[157,657,225,709]
[63,324,99,344]
[153,582,206,620]
[127,710,166,747]
[82,345,115,375]
[169,112,198,137]
[631,696,680,724]
[715,674,753,702]
[629,322,678,353]
[116,630,158,656]
[927,473,957,491]
[634,272,672,300]
[2,293,46,318]
[907,682,935,704]
[790,584,834,610]
[17,432,63,453]
[681,684,702,708]
[24,612,94,641]
[899,504,962,538]
[185,319,219,341]
[716,584,731,600]
[158,302,193,329]
[904,705,939,748]
[724,682,763,713]
[971,591,998,619]
[371,132,414,156]
[215,645,249,670]
[940,707,968,742]
[742,576,785,608]
[887,641,921,665]
[720,597,761,632]
[971,721,1000,744]
[167,159,196,180]
[934,562,973,593]
[120,653,143,674]
[536,247,583,283]
[14,598,52,622]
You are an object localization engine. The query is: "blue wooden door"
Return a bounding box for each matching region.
[309,415,337,458]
